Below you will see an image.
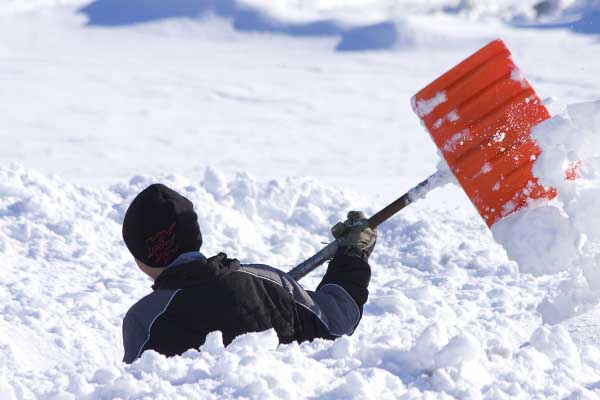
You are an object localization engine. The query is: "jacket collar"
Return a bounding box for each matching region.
[166,251,206,268]
[152,252,240,290]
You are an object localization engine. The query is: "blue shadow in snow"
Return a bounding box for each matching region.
[80,0,342,35]
[79,0,398,51]
[336,22,397,51]
[511,10,600,35]
[80,0,215,26]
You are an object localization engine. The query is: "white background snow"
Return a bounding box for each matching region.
[1,0,600,398]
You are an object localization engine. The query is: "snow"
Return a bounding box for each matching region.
[492,100,600,325]
[510,67,528,88]
[492,131,506,143]
[443,130,468,153]
[2,0,600,398]
[4,163,600,398]
[447,110,459,122]
[414,91,448,118]
[479,163,492,175]
[491,204,580,276]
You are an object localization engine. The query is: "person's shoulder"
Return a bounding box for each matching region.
[234,263,301,289]
[125,290,155,313]
[124,289,181,324]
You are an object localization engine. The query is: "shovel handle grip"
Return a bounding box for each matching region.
[288,172,444,281]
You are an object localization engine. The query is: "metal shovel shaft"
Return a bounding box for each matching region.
[288,171,447,281]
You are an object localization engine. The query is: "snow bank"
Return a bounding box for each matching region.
[64,0,597,26]
[1,164,598,398]
[72,0,584,52]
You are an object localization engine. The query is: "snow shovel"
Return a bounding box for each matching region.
[289,39,554,281]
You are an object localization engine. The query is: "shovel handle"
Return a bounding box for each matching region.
[288,171,446,281]
[367,175,433,229]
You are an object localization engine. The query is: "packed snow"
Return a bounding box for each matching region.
[2,0,600,399]
[492,101,600,328]
[413,92,447,118]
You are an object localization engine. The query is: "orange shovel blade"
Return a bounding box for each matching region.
[412,39,555,227]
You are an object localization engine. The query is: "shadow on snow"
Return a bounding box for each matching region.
[78,0,398,51]
[511,10,600,35]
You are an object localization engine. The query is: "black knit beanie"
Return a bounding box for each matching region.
[122,184,202,267]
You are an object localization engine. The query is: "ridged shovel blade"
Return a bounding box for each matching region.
[412,39,555,227]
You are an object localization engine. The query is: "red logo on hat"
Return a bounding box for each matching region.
[145,223,179,265]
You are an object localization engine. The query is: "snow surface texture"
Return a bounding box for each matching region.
[2,164,600,399]
[2,0,600,398]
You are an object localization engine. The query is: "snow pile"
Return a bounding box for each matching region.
[534,101,600,243]
[491,101,600,322]
[491,205,580,276]
[1,164,599,398]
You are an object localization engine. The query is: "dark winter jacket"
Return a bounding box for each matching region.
[122,250,371,363]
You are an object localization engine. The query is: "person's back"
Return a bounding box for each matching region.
[121,184,376,363]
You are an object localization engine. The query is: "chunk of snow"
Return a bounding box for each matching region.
[434,333,482,368]
[447,109,459,122]
[492,131,506,143]
[443,130,467,152]
[203,166,229,199]
[414,91,447,117]
[529,325,580,366]
[492,205,579,276]
[478,162,492,176]
[510,67,528,88]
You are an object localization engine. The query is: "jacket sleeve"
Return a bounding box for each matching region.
[122,312,147,364]
[294,249,371,341]
[317,249,371,315]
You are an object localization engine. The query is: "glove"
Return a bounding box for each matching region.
[331,211,377,260]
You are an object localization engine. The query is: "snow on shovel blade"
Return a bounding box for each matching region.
[412,39,556,227]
